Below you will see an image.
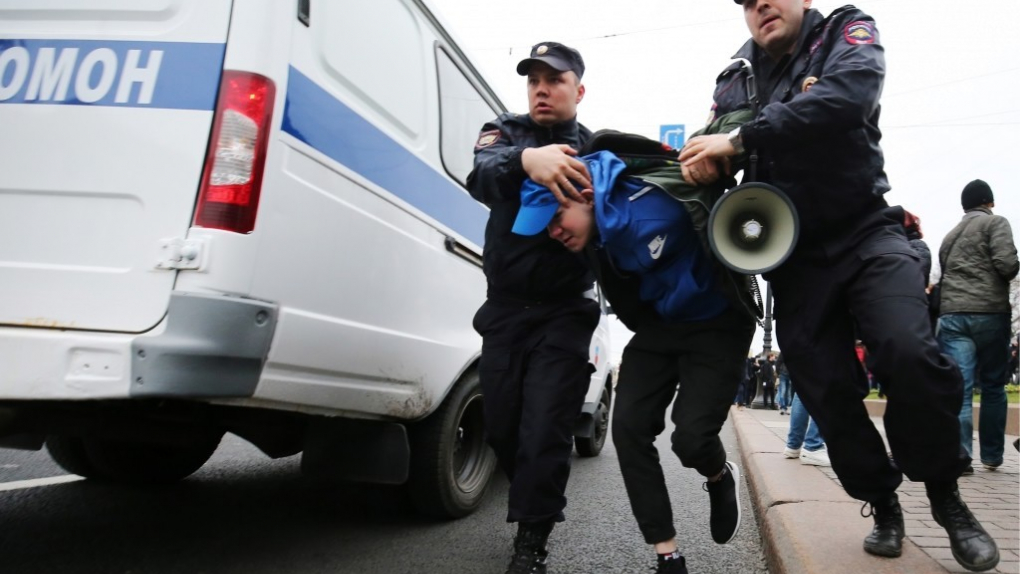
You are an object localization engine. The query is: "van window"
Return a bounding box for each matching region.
[317,0,426,142]
[436,47,498,185]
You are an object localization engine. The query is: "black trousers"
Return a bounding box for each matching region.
[744,375,757,405]
[762,383,776,408]
[612,307,754,544]
[473,296,600,524]
[768,207,968,502]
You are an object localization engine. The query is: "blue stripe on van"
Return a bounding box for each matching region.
[281,66,487,248]
[0,39,224,110]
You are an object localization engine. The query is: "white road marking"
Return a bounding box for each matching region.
[0,475,83,492]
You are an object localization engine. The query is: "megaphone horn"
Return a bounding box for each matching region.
[708,183,800,275]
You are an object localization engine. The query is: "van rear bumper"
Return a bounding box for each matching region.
[0,292,277,400]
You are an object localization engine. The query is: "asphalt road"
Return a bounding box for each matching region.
[0,418,766,574]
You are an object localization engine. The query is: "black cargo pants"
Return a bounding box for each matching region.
[473,296,600,524]
[612,307,754,544]
[767,206,969,503]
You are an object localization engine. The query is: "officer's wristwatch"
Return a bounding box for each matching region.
[728,127,745,156]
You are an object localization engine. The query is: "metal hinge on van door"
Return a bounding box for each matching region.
[155,238,207,271]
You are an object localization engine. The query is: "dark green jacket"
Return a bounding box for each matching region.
[580,109,760,331]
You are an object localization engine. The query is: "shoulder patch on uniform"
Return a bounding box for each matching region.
[844,21,876,45]
[475,129,501,149]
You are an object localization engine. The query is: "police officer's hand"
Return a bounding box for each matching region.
[679,134,735,183]
[522,144,592,205]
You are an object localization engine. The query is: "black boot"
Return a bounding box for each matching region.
[927,483,999,572]
[506,521,553,574]
[862,493,905,557]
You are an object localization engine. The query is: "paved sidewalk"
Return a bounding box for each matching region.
[731,405,1020,574]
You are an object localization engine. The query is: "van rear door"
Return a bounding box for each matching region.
[0,1,232,333]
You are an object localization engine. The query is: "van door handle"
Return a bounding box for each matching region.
[444,236,483,268]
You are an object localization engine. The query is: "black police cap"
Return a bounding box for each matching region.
[516,42,585,79]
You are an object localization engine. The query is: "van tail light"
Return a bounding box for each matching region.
[194,71,276,234]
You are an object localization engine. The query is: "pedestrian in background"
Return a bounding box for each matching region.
[679,0,1000,569]
[1009,341,1018,385]
[745,356,759,407]
[856,340,882,398]
[760,354,777,409]
[936,179,1018,474]
[466,41,599,574]
[776,352,792,415]
[734,366,748,410]
[784,381,831,467]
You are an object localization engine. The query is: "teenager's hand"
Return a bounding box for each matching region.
[522,145,592,204]
[680,156,725,185]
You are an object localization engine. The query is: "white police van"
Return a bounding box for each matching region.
[0,0,613,517]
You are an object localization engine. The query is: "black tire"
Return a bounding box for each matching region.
[407,369,497,519]
[575,384,611,457]
[80,433,223,485]
[45,435,108,480]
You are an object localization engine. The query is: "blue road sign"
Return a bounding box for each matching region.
[660,124,685,150]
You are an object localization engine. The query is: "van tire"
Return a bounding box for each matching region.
[45,435,108,479]
[79,434,223,484]
[575,385,611,457]
[408,369,496,519]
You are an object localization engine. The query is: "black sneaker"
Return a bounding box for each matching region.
[928,485,999,572]
[506,521,553,574]
[862,493,905,558]
[653,554,688,574]
[962,465,974,476]
[704,461,741,544]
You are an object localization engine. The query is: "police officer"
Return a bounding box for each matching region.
[466,41,600,574]
[678,1,999,571]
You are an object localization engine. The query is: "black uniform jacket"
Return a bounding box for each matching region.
[712,5,890,241]
[466,113,594,302]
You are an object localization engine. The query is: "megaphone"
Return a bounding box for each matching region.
[708,182,799,275]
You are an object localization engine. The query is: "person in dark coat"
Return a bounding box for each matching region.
[746,357,760,406]
[760,354,777,409]
[677,1,999,570]
[466,41,600,574]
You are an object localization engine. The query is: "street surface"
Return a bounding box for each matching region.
[0,419,766,574]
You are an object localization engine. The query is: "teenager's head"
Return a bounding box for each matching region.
[512,184,595,253]
[736,0,813,61]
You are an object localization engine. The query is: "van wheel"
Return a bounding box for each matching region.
[575,385,611,457]
[45,435,108,479]
[408,369,497,519]
[78,434,224,484]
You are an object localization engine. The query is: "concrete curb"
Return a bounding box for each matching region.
[730,407,948,574]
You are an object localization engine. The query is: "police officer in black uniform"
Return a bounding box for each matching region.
[466,41,600,574]
[679,1,999,571]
